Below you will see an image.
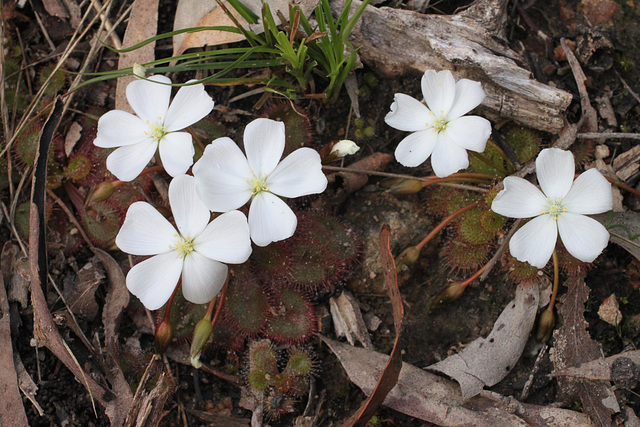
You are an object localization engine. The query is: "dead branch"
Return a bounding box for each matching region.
[333,0,572,133]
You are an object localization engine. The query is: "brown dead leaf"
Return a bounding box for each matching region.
[428,282,539,400]
[553,275,620,426]
[322,337,593,426]
[64,121,82,156]
[42,0,69,19]
[172,0,316,57]
[553,350,640,388]
[64,260,103,321]
[115,0,160,112]
[0,243,29,424]
[327,152,394,194]
[94,248,134,413]
[345,225,404,426]
[1,243,29,308]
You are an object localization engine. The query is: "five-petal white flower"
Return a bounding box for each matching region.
[385,70,492,177]
[491,148,612,268]
[193,118,328,247]
[94,75,214,182]
[115,174,252,310]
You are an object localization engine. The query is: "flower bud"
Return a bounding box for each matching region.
[190,315,213,368]
[386,179,424,195]
[86,181,120,205]
[331,140,360,157]
[322,140,360,164]
[155,316,173,355]
[536,307,555,343]
[132,63,146,79]
[395,246,421,273]
[427,281,468,312]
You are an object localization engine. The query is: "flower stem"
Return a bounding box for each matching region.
[210,273,230,331]
[322,165,495,183]
[605,176,640,200]
[549,248,559,310]
[415,200,482,251]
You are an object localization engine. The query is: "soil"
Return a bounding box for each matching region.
[3,0,640,426]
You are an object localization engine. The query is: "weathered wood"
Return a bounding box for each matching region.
[334,0,572,133]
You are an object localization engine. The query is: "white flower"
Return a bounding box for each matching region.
[115,175,252,310]
[385,70,491,177]
[94,75,214,182]
[491,148,612,268]
[331,140,360,157]
[192,118,328,247]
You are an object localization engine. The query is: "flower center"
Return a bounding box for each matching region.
[542,197,567,220]
[428,111,448,133]
[171,235,195,258]
[248,171,269,195]
[145,118,167,140]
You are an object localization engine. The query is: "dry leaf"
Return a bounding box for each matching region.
[64,121,82,156]
[173,0,317,57]
[115,0,160,112]
[322,337,593,426]
[42,0,69,19]
[345,224,404,426]
[553,350,640,387]
[0,245,29,424]
[64,260,103,321]
[327,152,394,194]
[329,290,373,349]
[428,282,539,400]
[553,275,620,426]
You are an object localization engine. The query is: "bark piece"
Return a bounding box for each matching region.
[334,0,572,132]
[329,290,373,349]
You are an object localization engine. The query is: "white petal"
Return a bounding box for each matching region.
[421,70,456,116]
[164,80,214,132]
[509,214,558,269]
[195,210,252,263]
[248,192,297,247]
[126,252,183,311]
[158,132,195,177]
[563,168,612,215]
[244,118,285,175]
[193,137,252,212]
[116,201,178,255]
[557,213,610,263]
[169,175,210,238]
[430,134,470,177]
[394,129,438,167]
[94,110,148,148]
[491,176,548,218]
[105,139,158,182]
[443,116,491,152]
[536,148,575,199]
[447,78,486,119]
[384,93,431,132]
[268,148,327,198]
[182,253,228,305]
[126,75,172,122]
